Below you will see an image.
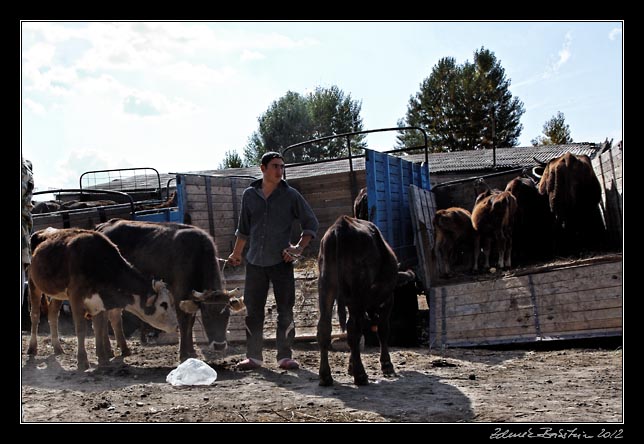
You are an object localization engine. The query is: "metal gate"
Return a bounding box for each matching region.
[365,149,431,268]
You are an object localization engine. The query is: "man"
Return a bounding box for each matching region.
[21,157,34,304]
[228,151,318,370]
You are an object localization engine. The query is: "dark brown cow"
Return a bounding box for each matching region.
[535,152,605,253]
[95,219,243,362]
[433,207,475,277]
[471,190,518,271]
[317,215,415,386]
[27,227,178,370]
[505,176,554,263]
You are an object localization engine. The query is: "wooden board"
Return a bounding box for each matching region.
[409,184,438,292]
[428,257,622,348]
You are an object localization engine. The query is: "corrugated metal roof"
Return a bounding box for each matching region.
[88,143,600,190]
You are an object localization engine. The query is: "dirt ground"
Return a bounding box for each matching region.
[21,332,623,424]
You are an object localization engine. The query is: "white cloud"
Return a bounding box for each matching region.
[23,98,45,115]
[240,49,266,61]
[160,61,236,86]
[543,31,573,79]
[609,27,622,41]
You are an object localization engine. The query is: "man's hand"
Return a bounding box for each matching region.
[227,252,242,267]
[282,245,303,263]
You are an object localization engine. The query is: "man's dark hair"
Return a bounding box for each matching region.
[261,151,284,167]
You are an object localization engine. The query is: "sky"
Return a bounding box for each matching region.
[21,21,623,192]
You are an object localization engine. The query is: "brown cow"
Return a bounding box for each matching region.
[471,190,518,271]
[433,207,475,277]
[27,227,178,370]
[535,152,605,253]
[317,215,415,386]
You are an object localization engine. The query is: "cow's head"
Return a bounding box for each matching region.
[178,288,245,352]
[131,279,178,333]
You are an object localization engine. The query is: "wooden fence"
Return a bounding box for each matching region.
[592,142,623,249]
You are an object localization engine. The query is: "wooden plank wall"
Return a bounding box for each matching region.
[180,174,254,259]
[431,171,520,212]
[428,257,622,348]
[592,142,623,250]
[287,170,366,254]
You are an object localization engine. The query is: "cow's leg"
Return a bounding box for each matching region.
[48,299,64,354]
[504,228,513,269]
[482,235,492,269]
[108,308,131,357]
[68,294,90,371]
[347,314,368,385]
[472,234,480,272]
[27,279,41,356]
[317,276,335,387]
[92,311,111,367]
[377,302,395,377]
[177,308,197,362]
[495,230,506,269]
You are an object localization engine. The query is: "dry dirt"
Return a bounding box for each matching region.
[21,332,623,425]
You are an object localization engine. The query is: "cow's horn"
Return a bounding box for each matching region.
[191,289,208,301]
[532,156,547,167]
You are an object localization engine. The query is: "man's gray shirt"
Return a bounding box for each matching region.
[235,179,319,267]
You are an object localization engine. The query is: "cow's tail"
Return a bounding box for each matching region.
[333,233,347,332]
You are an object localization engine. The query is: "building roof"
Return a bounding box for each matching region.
[86,143,601,191]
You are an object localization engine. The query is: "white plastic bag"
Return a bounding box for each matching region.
[166,358,218,386]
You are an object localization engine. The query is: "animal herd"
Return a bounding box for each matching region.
[433,152,606,277]
[23,151,606,386]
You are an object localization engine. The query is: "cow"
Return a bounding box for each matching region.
[433,207,475,277]
[505,176,554,264]
[534,152,605,254]
[471,189,517,271]
[317,215,415,386]
[95,219,243,362]
[27,227,178,370]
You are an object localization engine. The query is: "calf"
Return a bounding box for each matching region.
[433,207,475,277]
[317,215,415,386]
[27,228,178,370]
[471,190,517,271]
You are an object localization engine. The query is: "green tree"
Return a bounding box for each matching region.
[218,149,245,169]
[531,111,573,146]
[243,86,366,165]
[397,47,525,152]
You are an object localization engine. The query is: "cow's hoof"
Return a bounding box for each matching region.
[382,363,396,377]
[319,376,334,387]
[27,346,37,356]
[354,374,369,386]
[179,352,198,363]
[77,361,90,372]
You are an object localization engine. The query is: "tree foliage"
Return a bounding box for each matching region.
[243,86,366,165]
[531,111,573,146]
[397,47,525,152]
[218,149,245,169]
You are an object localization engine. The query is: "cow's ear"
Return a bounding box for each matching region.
[145,295,156,307]
[179,300,200,314]
[152,279,166,293]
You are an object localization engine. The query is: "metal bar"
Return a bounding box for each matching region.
[282,126,428,168]
[32,188,136,217]
[79,167,161,194]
